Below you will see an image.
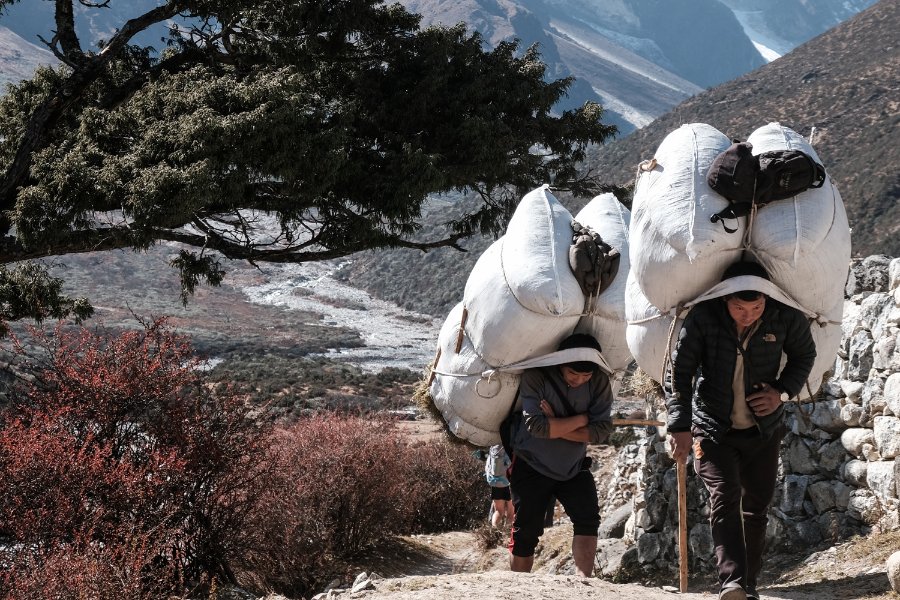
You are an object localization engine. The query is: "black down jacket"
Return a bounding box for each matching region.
[665,297,816,443]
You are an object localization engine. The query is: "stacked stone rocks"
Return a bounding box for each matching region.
[597,255,900,577]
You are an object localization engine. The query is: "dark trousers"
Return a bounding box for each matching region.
[693,424,785,591]
[507,457,600,557]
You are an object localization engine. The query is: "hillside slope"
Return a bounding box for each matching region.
[0,25,54,89]
[585,0,900,257]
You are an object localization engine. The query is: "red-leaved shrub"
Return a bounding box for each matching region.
[239,414,488,596]
[0,318,272,592]
[239,413,408,594]
[403,440,489,534]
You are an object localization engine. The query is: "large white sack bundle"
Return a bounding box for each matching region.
[431,302,618,446]
[631,123,743,313]
[625,272,686,386]
[463,185,585,366]
[430,303,520,447]
[573,193,633,379]
[745,123,851,315]
[626,274,843,400]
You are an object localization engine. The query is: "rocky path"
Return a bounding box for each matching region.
[307,528,897,600]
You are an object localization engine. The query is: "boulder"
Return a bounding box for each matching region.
[599,501,633,539]
[789,438,819,474]
[867,461,897,500]
[874,333,897,370]
[766,514,785,548]
[863,443,882,462]
[847,255,893,295]
[689,522,714,561]
[861,292,895,333]
[847,489,882,524]
[595,538,636,578]
[780,475,810,515]
[888,550,900,593]
[808,480,837,513]
[819,439,849,474]
[843,460,868,486]
[841,403,864,427]
[874,417,900,459]
[816,511,859,542]
[822,375,844,398]
[862,377,887,414]
[886,374,900,417]
[842,380,865,403]
[641,491,667,533]
[809,399,846,433]
[848,330,875,381]
[835,481,852,511]
[896,458,900,499]
[891,258,900,292]
[637,532,660,564]
[841,302,864,355]
[785,519,823,549]
[842,428,875,457]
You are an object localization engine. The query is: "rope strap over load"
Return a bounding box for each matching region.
[430,347,616,400]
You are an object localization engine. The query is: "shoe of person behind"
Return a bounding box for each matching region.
[718,585,748,600]
[745,587,759,600]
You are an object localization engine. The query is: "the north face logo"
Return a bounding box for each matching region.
[764,334,777,342]
[778,173,791,189]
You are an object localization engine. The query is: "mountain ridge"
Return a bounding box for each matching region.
[584,0,900,257]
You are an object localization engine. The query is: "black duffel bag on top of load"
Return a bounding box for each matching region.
[707,140,827,232]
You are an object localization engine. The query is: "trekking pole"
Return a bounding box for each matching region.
[677,457,688,593]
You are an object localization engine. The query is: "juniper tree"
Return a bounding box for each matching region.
[0,0,617,323]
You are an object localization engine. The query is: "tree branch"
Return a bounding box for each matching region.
[0,2,183,227]
[54,0,83,64]
[0,224,469,266]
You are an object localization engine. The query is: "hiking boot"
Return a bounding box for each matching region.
[745,587,759,600]
[718,586,747,600]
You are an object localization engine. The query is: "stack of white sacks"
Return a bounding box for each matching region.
[429,185,632,446]
[626,122,850,396]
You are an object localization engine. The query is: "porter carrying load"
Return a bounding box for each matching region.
[429,186,632,446]
[626,122,849,400]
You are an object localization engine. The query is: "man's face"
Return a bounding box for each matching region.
[560,366,593,388]
[726,295,766,328]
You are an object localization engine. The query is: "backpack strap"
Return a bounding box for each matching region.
[541,367,577,418]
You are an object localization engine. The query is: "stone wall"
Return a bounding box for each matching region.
[598,255,900,576]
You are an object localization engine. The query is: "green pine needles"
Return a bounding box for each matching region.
[0,0,617,323]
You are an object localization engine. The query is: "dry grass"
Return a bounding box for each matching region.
[621,367,664,400]
[839,530,900,563]
[411,366,480,450]
[472,525,509,552]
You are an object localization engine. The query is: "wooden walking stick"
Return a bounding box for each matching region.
[677,456,689,593]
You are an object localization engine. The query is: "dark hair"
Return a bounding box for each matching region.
[557,333,602,373]
[721,261,769,303]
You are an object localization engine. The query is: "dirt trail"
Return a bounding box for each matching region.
[331,528,897,600]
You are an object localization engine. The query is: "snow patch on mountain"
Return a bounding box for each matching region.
[590,87,655,129]
[550,18,701,96]
[729,9,789,62]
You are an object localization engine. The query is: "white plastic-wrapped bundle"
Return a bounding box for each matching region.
[630,123,742,313]
[463,185,585,366]
[430,303,520,447]
[573,193,633,382]
[430,304,617,446]
[625,272,685,386]
[745,123,852,315]
[626,274,843,400]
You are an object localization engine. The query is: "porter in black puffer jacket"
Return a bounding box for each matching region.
[665,297,816,443]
